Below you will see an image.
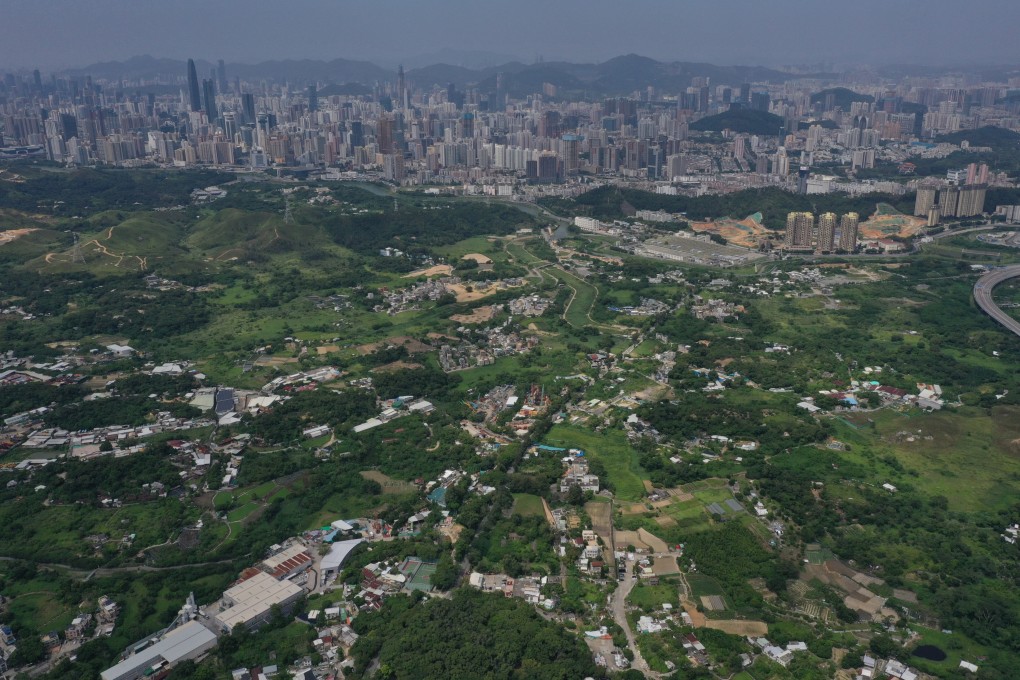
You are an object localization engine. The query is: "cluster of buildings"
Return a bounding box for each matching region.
[783,211,860,252]
[351,395,434,434]
[914,178,988,225]
[2,55,1015,205]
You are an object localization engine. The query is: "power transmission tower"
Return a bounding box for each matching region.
[283,192,293,224]
[393,198,398,213]
[71,231,85,263]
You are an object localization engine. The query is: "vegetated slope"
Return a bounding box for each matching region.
[0,167,229,215]
[937,125,1020,149]
[810,87,874,109]
[689,108,785,135]
[349,589,603,680]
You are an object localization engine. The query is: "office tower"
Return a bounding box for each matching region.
[537,152,559,182]
[817,212,837,251]
[349,121,364,148]
[307,84,318,113]
[222,112,237,142]
[377,116,394,154]
[241,93,256,126]
[958,185,987,217]
[751,91,770,112]
[202,79,217,122]
[461,112,474,139]
[494,72,505,112]
[797,166,810,194]
[784,212,814,249]
[938,186,960,218]
[216,59,227,93]
[699,86,710,112]
[739,83,751,104]
[722,88,732,105]
[396,65,407,110]
[187,59,201,112]
[914,186,937,216]
[838,213,859,252]
[561,134,581,175]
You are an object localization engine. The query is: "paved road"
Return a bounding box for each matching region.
[973,264,1020,339]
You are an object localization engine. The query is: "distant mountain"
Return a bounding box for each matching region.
[398,49,521,70]
[64,55,390,86]
[811,87,874,109]
[689,108,785,135]
[62,54,832,97]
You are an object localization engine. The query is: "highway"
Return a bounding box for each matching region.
[973,264,1020,339]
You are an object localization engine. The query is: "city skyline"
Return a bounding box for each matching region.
[3,0,1020,72]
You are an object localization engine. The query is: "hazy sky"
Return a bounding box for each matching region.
[4,0,1019,71]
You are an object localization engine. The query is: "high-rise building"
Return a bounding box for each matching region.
[307,84,318,113]
[817,212,837,251]
[914,186,937,216]
[202,79,217,122]
[666,154,689,179]
[187,59,201,112]
[837,213,859,252]
[561,134,581,175]
[957,185,987,217]
[216,59,227,93]
[396,65,407,111]
[241,93,256,125]
[739,83,751,104]
[377,116,394,154]
[797,166,810,194]
[785,212,814,249]
[939,186,960,218]
[774,147,790,176]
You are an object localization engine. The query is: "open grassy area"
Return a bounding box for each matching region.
[627,579,680,610]
[512,493,547,518]
[834,405,1020,512]
[545,424,648,501]
[907,625,991,677]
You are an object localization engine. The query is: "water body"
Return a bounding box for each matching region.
[552,223,571,240]
[912,645,947,661]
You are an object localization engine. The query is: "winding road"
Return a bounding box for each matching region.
[973,264,1020,339]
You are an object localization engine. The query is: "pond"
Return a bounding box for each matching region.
[912,645,947,661]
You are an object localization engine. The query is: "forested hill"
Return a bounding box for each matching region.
[348,589,604,680]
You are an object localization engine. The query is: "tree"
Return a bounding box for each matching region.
[566,483,584,506]
[430,552,458,591]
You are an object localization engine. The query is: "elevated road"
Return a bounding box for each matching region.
[974,264,1020,339]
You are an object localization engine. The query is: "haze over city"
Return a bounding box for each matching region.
[3,0,1020,71]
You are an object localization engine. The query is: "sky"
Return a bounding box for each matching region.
[3,0,1020,72]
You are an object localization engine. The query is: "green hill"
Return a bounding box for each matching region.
[690,108,785,136]
[811,87,874,109]
[937,126,1020,149]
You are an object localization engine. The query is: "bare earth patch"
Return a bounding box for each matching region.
[450,306,496,324]
[404,264,453,278]
[0,228,37,246]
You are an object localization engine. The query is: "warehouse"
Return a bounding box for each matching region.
[100,620,217,680]
[213,571,303,633]
[320,538,365,578]
[260,543,313,580]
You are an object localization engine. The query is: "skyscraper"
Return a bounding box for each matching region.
[817,212,837,251]
[216,59,227,93]
[396,65,407,111]
[202,79,217,122]
[784,212,814,249]
[241,93,256,125]
[307,84,318,113]
[838,213,859,252]
[187,59,201,112]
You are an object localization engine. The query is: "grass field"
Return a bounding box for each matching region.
[834,406,1020,512]
[512,493,547,517]
[545,424,648,501]
[627,580,680,610]
[907,625,990,677]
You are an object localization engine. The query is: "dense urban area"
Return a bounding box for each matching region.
[1,48,1020,680]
